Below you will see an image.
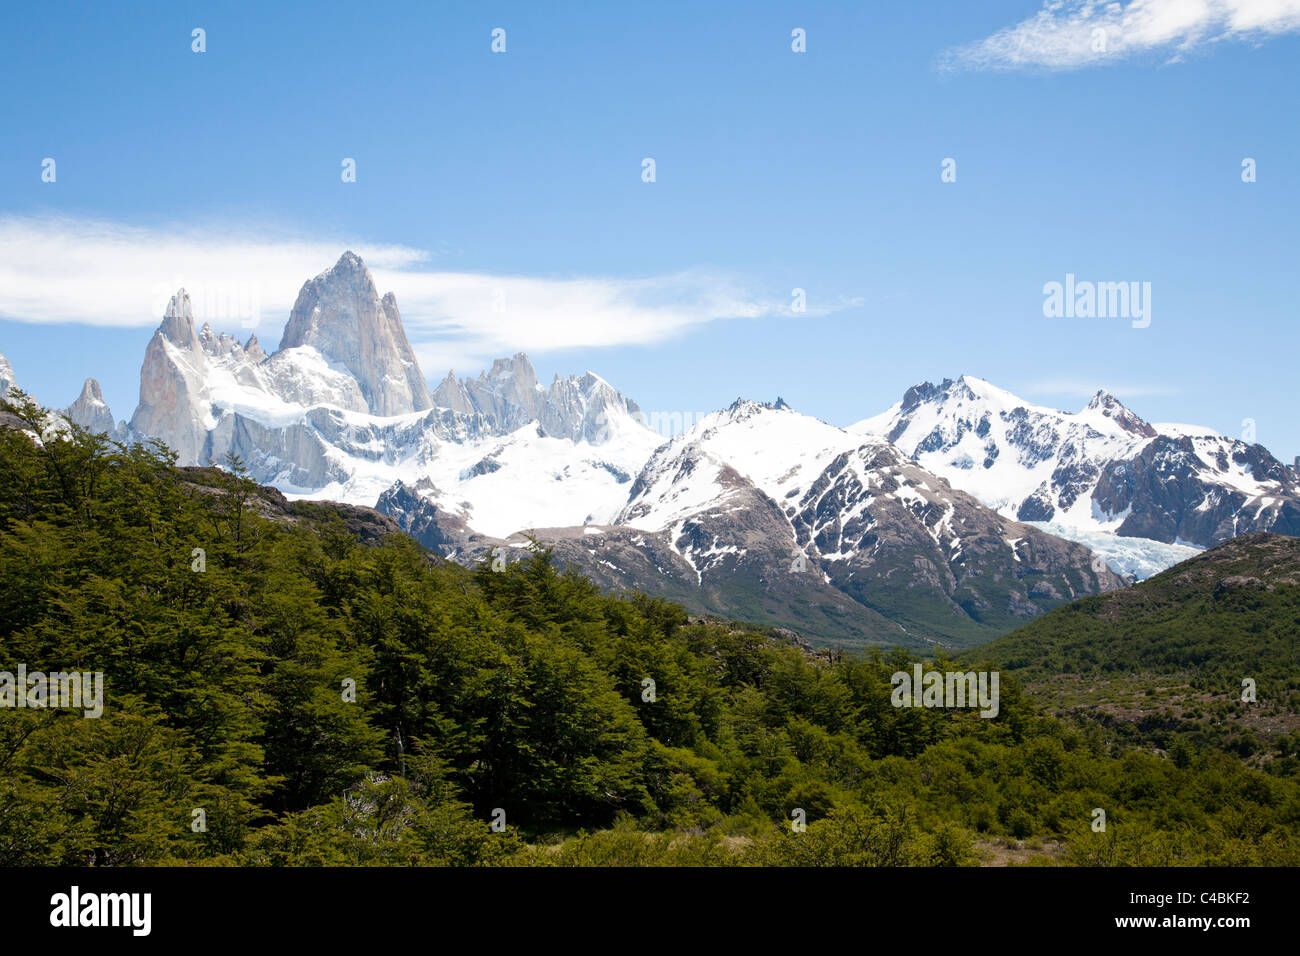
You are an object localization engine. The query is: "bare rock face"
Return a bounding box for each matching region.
[431,370,476,416]
[0,350,16,398]
[375,479,478,555]
[435,354,645,444]
[159,290,203,354]
[129,290,211,463]
[463,353,544,428]
[452,399,1124,650]
[1085,389,1157,438]
[243,334,267,363]
[544,371,644,444]
[63,378,118,435]
[1093,437,1300,544]
[862,375,1300,551]
[277,251,433,417]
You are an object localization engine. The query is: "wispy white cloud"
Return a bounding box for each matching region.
[381,268,815,378]
[0,216,826,377]
[0,216,422,327]
[1021,378,1179,402]
[942,0,1300,72]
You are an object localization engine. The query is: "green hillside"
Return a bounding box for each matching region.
[967,533,1300,770]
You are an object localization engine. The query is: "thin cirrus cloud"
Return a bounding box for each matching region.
[387,269,814,380]
[941,0,1300,72]
[0,216,823,377]
[1021,378,1180,403]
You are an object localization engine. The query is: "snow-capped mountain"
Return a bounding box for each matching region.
[124,252,658,524]
[853,376,1300,577]
[386,399,1121,647]
[614,400,1119,644]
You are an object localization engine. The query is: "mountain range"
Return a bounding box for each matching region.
[854,376,1300,578]
[5,250,1298,648]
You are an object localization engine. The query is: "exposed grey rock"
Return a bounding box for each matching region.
[129,290,211,463]
[432,370,475,415]
[463,353,542,428]
[1086,389,1156,438]
[436,354,645,444]
[1093,436,1300,544]
[375,480,481,556]
[0,350,16,398]
[396,399,1123,649]
[863,375,1300,550]
[63,378,118,435]
[159,289,203,353]
[277,251,433,416]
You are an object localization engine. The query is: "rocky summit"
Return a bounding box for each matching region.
[853,375,1300,577]
[277,251,433,417]
[63,378,118,436]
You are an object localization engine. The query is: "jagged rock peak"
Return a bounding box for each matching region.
[727,397,776,413]
[900,378,954,412]
[159,289,201,352]
[432,369,475,415]
[277,251,433,417]
[481,352,539,388]
[334,249,368,278]
[708,398,778,427]
[1085,389,1156,437]
[78,377,104,402]
[64,377,117,434]
[131,289,212,464]
[429,353,647,444]
[1086,388,1133,414]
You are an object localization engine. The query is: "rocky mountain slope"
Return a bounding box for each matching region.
[0,349,124,440]
[383,399,1121,648]
[854,376,1300,577]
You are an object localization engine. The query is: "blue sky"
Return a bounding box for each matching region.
[1,0,1297,459]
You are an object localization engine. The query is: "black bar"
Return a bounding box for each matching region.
[0,866,1278,943]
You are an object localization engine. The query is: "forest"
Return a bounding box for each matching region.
[1,393,1297,866]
